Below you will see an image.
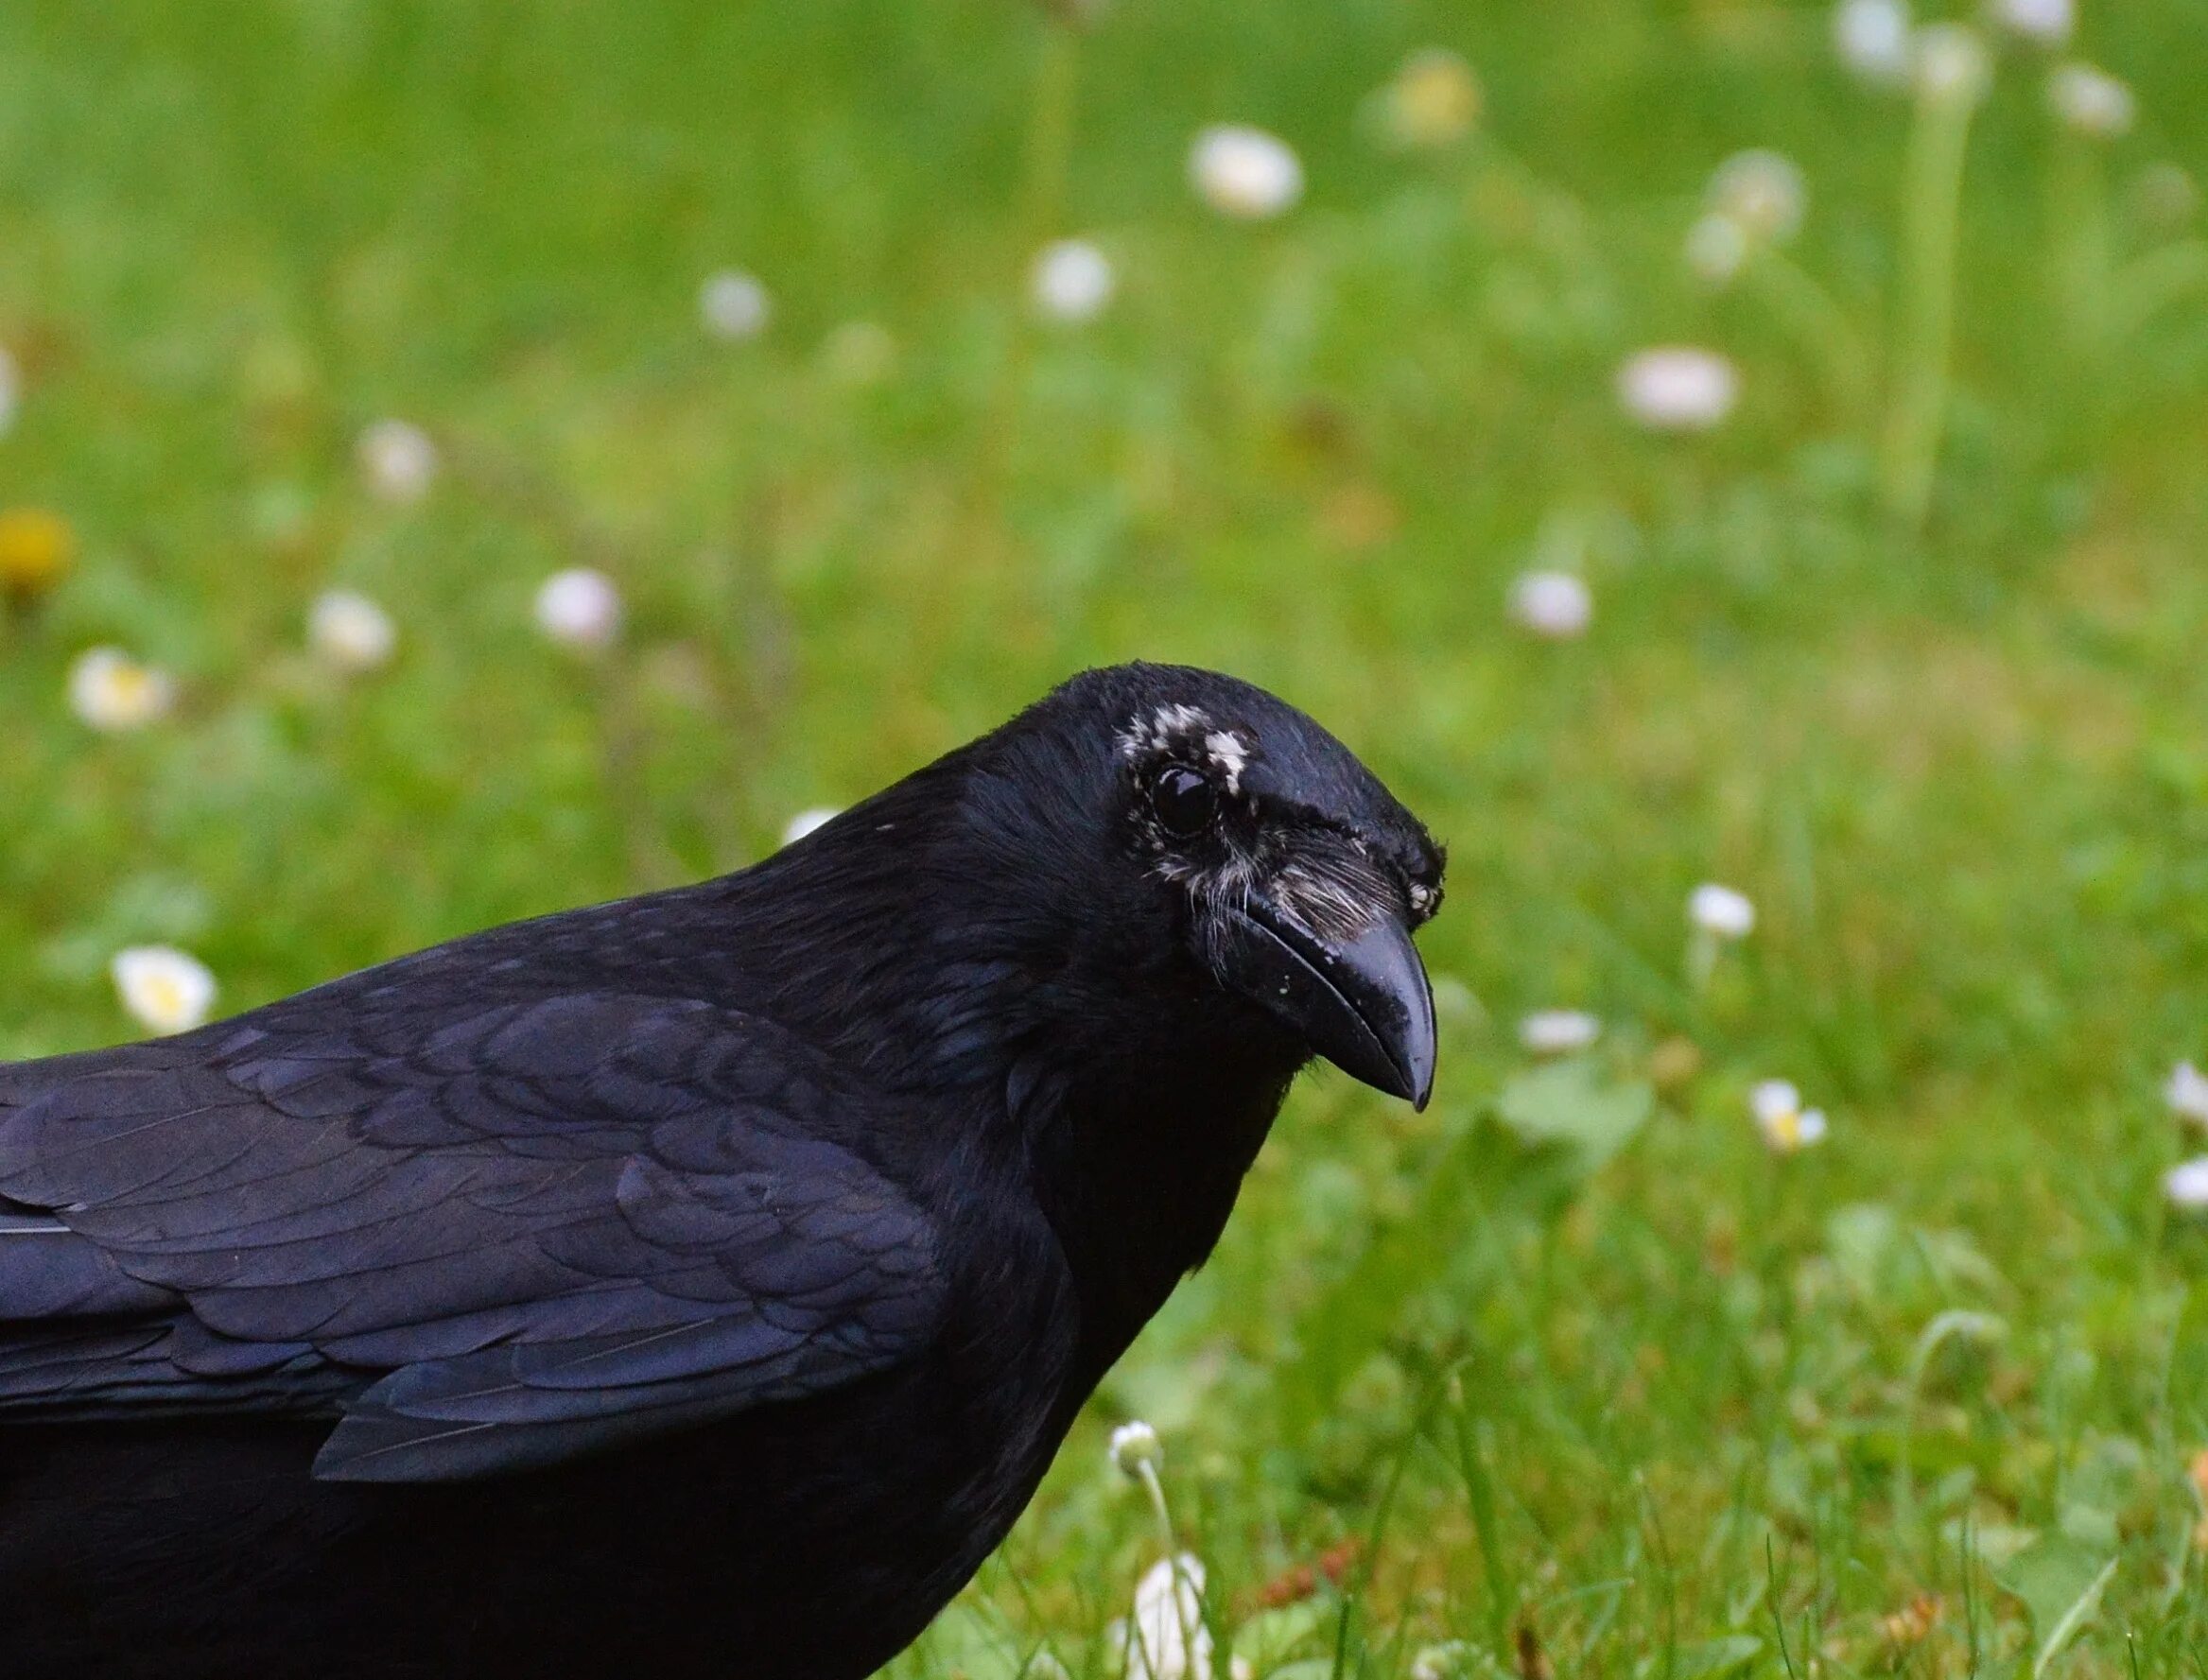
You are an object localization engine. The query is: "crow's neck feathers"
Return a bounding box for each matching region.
[704,717,1308,1359]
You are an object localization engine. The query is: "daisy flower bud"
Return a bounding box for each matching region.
[1108,1419,1162,1480]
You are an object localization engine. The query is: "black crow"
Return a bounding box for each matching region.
[0,662,1443,1680]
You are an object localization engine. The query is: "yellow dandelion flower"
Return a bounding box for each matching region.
[0,507,76,603]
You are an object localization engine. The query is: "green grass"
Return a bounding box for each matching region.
[5,1,2208,1673]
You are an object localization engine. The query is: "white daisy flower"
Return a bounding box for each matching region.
[1990,0,2072,46]
[533,568,623,652]
[1708,150,1807,245]
[1616,347,1739,431]
[698,269,772,341]
[1032,238,1116,323]
[68,647,175,732]
[2168,1156,2208,1212]
[112,945,218,1036]
[1189,125,1304,220]
[1128,1554,1211,1680]
[2168,1062,2208,1129]
[356,420,439,506]
[779,806,841,847]
[1107,1419,1162,1479]
[1519,1010,1601,1055]
[1507,570,1592,640]
[1834,0,1913,78]
[1914,24,1991,107]
[1751,1079,1829,1152]
[1834,0,1914,85]
[307,590,398,675]
[1689,883,1756,939]
[2047,62,2135,138]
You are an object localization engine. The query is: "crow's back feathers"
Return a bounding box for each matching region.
[0,993,945,1481]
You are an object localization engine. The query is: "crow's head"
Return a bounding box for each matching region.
[965,664,1445,1109]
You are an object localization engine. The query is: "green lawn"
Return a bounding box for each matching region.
[5,1,2208,1674]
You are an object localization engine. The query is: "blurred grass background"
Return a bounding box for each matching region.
[5,1,2208,1673]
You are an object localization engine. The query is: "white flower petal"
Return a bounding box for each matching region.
[1508,570,1592,639]
[1617,347,1738,431]
[1190,126,1304,220]
[307,590,398,674]
[1834,0,1914,84]
[356,420,439,505]
[2047,62,2134,139]
[1032,239,1116,323]
[1689,883,1756,939]
[1129,1555,1211,1680]
[1519,1010,1602,1055]
[780,806,841,847]
[699,270,772,341]
[2167,1062,2208,1128]
[1991,0,2072,45]
[534,568,623,652]
[2168,1156,2208,1212]
[67,647,176,732]
[1750,1079,1802,1127]
[112,945,218,1036]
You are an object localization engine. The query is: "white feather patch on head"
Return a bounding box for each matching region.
[1201,730,1248,793]
[1117,702,1215,761]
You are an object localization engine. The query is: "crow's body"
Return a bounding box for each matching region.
[0,665,1441,1680]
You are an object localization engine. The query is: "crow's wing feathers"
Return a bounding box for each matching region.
[0,994,944,1481]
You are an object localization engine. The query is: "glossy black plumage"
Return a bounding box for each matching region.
[0,663,1442,1680]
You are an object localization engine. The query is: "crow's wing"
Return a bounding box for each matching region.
[0,993,944,1482]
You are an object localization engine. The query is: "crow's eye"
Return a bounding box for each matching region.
[1149,765,1219,840]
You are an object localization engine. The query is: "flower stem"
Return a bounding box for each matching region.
[1878,74,1980,531]
[1135,1463,1207,1680]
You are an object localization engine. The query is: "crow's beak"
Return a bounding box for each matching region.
[1213,897,1437,1110]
